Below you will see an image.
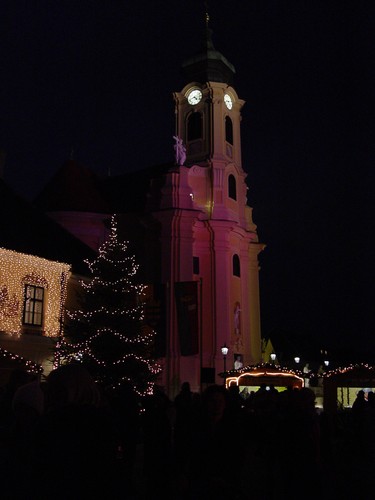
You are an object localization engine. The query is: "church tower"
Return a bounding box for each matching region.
[154,14,264,393]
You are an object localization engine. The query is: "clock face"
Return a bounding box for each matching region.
[187,89,202,105]
[224,94,233,110]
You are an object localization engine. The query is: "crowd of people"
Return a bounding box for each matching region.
[0,365,374,499]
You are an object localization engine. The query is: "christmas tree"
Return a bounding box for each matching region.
[57,214,161,397]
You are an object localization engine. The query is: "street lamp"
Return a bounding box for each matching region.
[294,356,300,365]
[324,359,329,368]
[221,344,229,385]
[270,352,276,364]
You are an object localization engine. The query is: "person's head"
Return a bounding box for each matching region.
[181,381,191,393]
[12,380,44,418]
[201,384,227,422]
[46,363,100,410]
[357,390,365,399]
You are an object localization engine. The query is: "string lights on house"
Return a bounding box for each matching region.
[0,346,43,374]
[0,247,70,337]
[323,363,375,378]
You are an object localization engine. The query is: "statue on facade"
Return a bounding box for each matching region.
[173,135,186,166]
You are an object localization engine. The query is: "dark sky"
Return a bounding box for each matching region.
[1,1,375,361]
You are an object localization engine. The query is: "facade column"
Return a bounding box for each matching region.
[247,242,265,363]
[208,220,233,383]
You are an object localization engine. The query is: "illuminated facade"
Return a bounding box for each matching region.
[0,247,71,377]
[0,247,70,337]
[36,24,265,396]
[161,30,265,392]
[0,175,96,379]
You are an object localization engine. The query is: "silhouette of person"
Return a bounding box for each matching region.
[30,364,122,499]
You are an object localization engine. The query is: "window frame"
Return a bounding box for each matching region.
[22,284,44,327]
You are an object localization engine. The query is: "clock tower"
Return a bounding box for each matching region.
[154,16,264,392]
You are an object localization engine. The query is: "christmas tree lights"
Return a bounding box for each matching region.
[58,215,161,397]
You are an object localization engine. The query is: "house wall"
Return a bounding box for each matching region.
[0,247,70,337]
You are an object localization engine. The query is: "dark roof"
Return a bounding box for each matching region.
[0,179,95,275]
[101,163,173,213]
[182,25,235,85]
[35,159,110,213]
[35,159,174,215]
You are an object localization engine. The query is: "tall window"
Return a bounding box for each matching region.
[233,254,240,277]
[225,116,233,145]
[228,174,237,200]
[193,256,200,275]
[23,285,44,326]
[187,112,202,141]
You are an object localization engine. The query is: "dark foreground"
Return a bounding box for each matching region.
[0,367,374,500]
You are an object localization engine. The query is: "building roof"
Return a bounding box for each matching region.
[0,178,95,275]
[182,23,235,85]
[35,159,174,215]
[101,163,173,213]
[35,159,110,213]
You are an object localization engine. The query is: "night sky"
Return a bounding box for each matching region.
[1,1,375,361]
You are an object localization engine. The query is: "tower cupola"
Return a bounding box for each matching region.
[181,15,235,85]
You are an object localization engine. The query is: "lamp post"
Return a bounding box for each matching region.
[294,356,300,366]
[324,359,329,368]
[221,344,229,386]
[270,352,276,364]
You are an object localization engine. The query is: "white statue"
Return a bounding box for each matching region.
[234,302,241,335]
[173,135,186,165]
[234,355,243,370]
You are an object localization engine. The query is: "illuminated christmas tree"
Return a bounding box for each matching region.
[58,214,161,397]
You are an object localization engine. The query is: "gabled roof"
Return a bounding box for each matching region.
[35,159,110,213]
[101,163,173,213]
[0,179,94,275]
[35,159,173,215]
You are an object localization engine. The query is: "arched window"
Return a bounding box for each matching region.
[187,112,202,141]
[228,174,237,200]
[225,116,233,145]
[233,254,240,277]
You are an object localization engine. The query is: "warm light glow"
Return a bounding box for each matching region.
[324,362,375,378]
[225,362,305,388]
[221,344,229,356]
[0,247,70,337]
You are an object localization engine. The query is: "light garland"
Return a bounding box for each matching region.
[0,346,43,374]
[323,363,375,379]
[225,362,304,388]
[0,247,70,337]
[226,361,304,377]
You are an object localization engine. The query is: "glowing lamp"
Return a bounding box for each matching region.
[294,356,300,364]
[221,344,229,357]
[221,344,229,385]
[270,352,276,362]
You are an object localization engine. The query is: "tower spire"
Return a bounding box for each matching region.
[181,2,235,84]
[204,1,210,27]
